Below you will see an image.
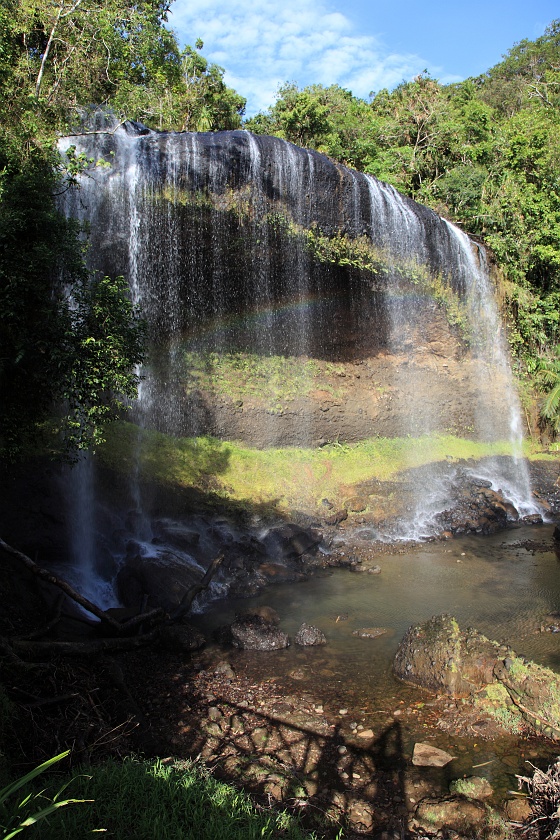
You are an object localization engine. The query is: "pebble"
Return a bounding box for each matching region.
[357,729,374,739]
[337,745,347,755]
[339,708,348,715]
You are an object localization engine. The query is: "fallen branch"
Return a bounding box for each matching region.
[1,537,224,659]
[170,553,224,621]
[11,630,161,658]
[0,536,163,634]
[0,636,52,671]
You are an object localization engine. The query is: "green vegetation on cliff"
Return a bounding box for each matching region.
[0,2,246,457]
[246,21,560,428]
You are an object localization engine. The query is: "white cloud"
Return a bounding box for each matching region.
[168,0,439,115]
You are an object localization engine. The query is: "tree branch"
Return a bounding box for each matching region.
[0,537,224,660]
[0,536,162,633]
[170,553,224,621]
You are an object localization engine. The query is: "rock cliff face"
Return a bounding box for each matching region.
[60,122,521,449]
[53,119,539,549]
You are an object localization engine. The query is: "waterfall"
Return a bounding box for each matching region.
[58,119,539,567]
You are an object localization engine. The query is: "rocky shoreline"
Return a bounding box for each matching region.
[1,456,560,837]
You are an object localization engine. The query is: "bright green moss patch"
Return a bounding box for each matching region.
[475,683,525,735]
[183,351,342,410]
[99,425,528,515]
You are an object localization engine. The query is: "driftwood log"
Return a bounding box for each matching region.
[0,536,223,660]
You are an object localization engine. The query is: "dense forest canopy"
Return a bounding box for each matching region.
[1,2,560,455]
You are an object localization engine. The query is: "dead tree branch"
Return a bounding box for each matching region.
[0,536,163,634]
[1,537,224,659]
[170,553,224,621]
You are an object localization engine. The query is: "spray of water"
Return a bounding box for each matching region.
[58,119,539,587]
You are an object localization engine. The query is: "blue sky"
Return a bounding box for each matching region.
[169,0,558,116]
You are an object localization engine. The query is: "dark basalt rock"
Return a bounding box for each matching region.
[435,478,522,535]
[230,614,289,650]
[116,543,201,612]
[324,509,348,526]
[262,523,323,560]
[522,513,544,525]
[294,622,326,646]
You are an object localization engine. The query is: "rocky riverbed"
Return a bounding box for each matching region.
[1,457,560,837]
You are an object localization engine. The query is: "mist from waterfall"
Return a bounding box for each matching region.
[58,119,539,571]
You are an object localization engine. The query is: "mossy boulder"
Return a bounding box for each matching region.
[393,614,560,739]
[393,614,498,696]
[413,796,498,836]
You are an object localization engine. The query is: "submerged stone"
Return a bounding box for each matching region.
[230,614,289,650]
[412,743,455,767]
[352,627,387,639]
[294,622,326,646]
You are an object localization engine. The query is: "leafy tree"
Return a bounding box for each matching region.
[0,0,247,459]
[180,42,245,131]
[246,83,374,169]
[0,150,145,458]
[476,19,560,116]
[1,1,245,135]
[536,345,560,434]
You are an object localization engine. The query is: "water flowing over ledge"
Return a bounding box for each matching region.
[58,117,540,585]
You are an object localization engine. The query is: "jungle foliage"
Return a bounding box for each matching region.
[246,21,560,407]
[0,1,245,458]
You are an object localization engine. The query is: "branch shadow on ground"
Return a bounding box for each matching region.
[170,692,409,838]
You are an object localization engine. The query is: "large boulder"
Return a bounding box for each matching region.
[230,614,289,650]
[393,614,498,696]
[262,524,322,560]
[394,614,560,739]
[413,796,490,836]
[116,542,203,612]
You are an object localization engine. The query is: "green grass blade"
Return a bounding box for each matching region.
[0,751,70,805]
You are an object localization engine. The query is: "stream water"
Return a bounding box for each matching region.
[191,523,560,794]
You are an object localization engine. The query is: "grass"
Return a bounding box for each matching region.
[32,757,321,840]
[99,424,535,515]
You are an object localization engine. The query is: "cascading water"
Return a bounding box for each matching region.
[58,117,540,592]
